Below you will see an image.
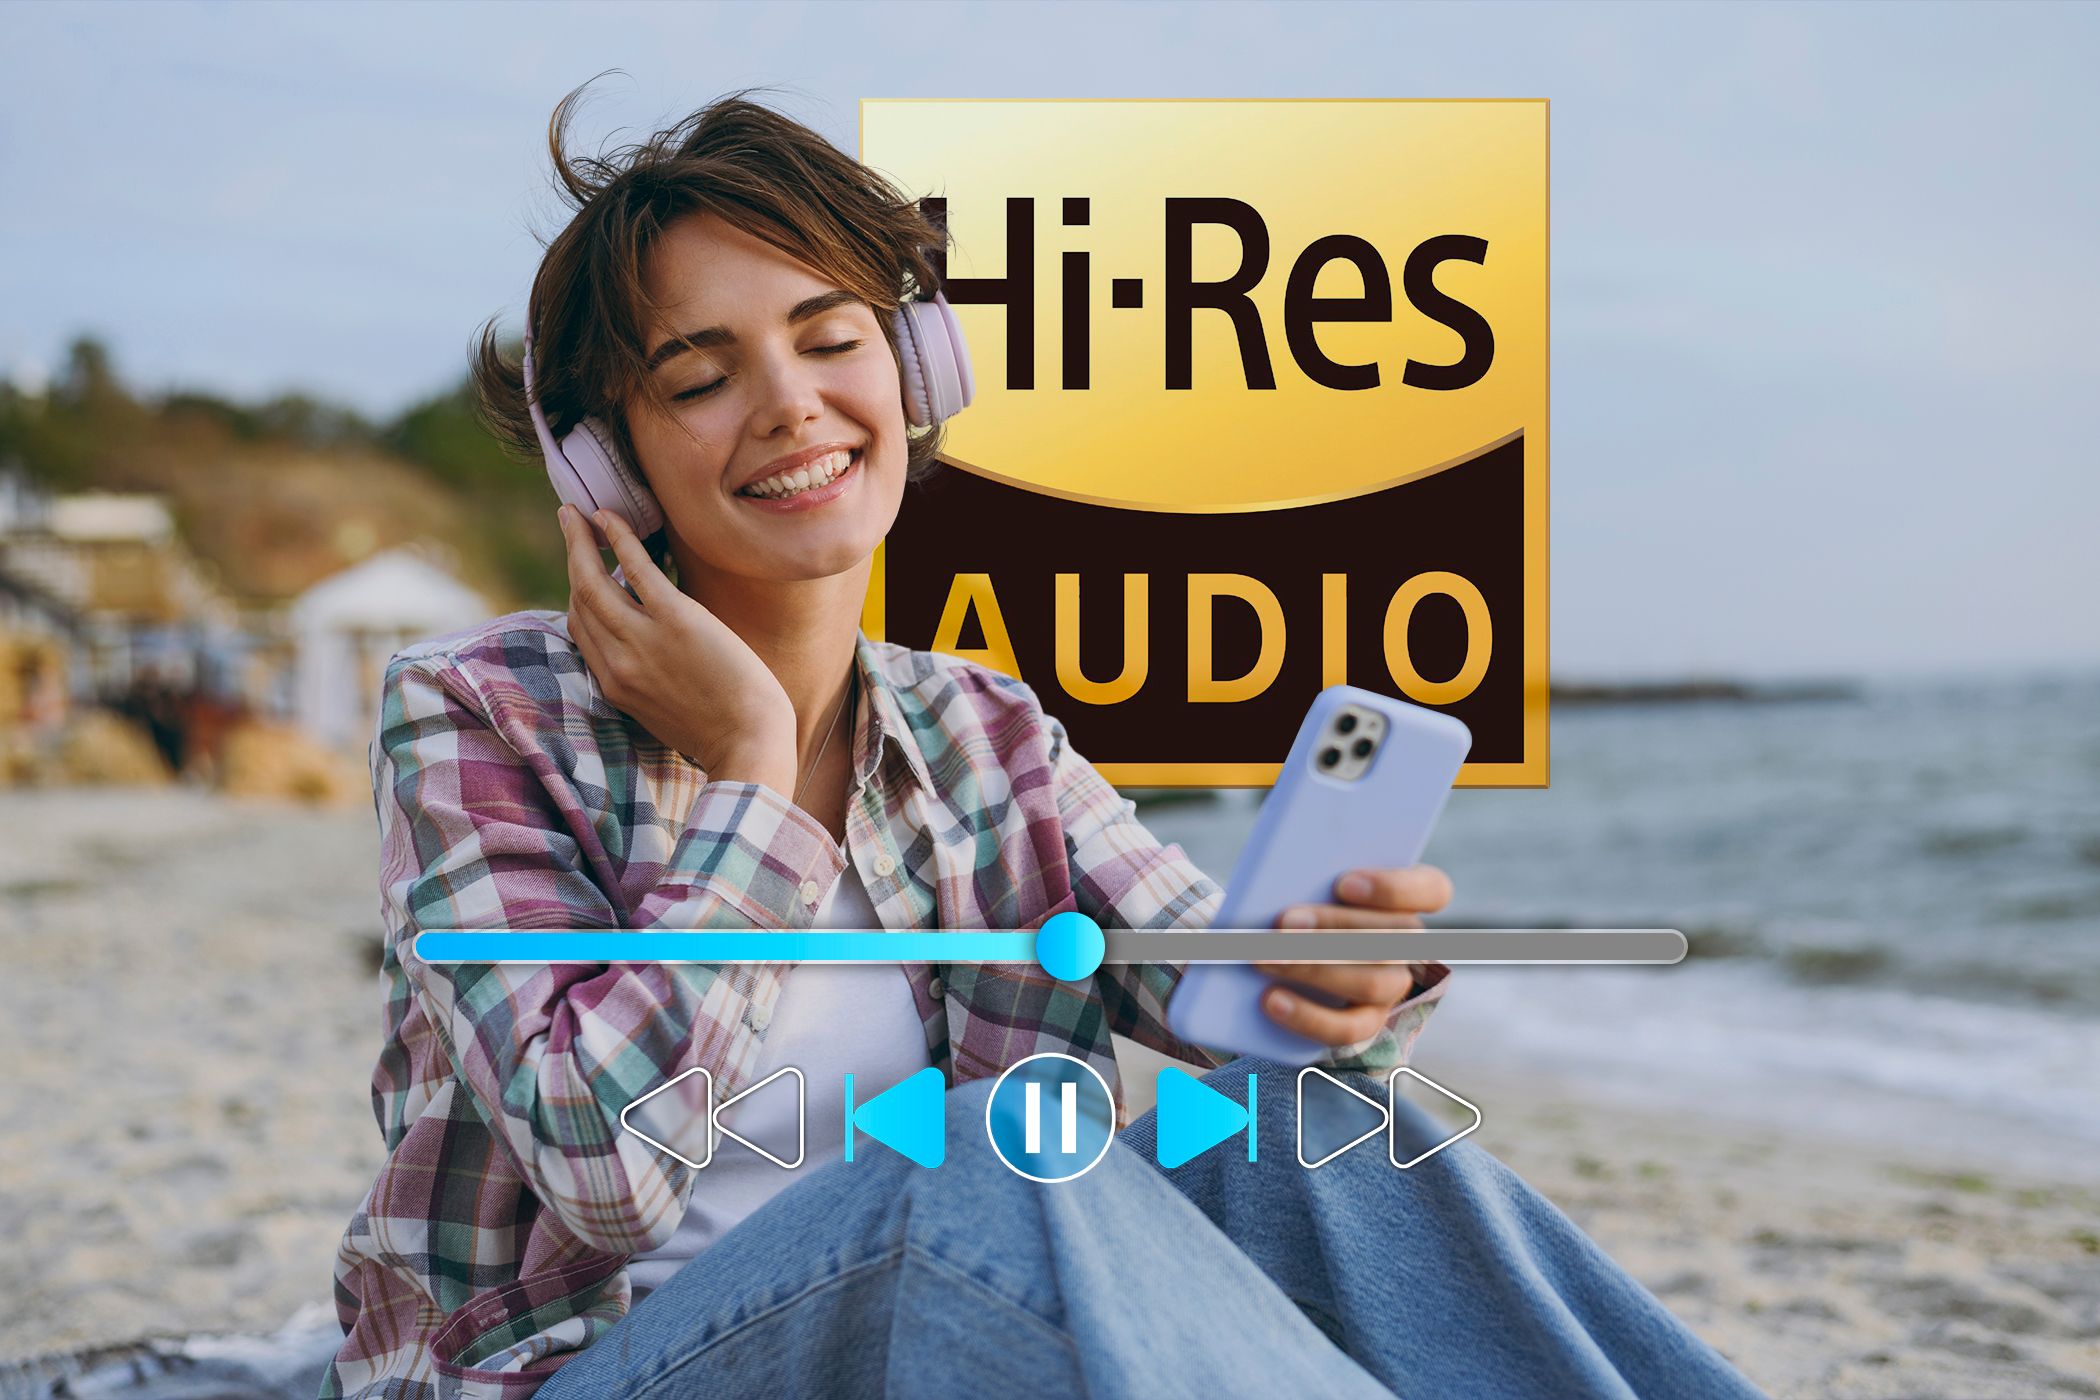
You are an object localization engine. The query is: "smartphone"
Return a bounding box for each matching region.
[1165,685,1472,1066]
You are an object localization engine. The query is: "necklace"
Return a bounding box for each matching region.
[792,666,855,808]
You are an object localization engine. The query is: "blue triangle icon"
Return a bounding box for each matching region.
[851,1066,946,1168]
[1155,1067,1251,1168]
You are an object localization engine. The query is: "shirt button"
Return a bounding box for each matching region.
[750,1000,773,1031]
[927,975,946,1000]
[873,852,896,878]
[800,878,821,905]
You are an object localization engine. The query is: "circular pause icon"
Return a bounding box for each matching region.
[985,1053,1116,1182]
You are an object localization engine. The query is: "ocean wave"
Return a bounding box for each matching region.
[1779,941,1893,984]
[1995,888,2100,923]
[1423,961,2100,1164]
[1919,825,2030,858]
[1436,909,2098,1012]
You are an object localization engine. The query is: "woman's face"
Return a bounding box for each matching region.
[623,211,907,586]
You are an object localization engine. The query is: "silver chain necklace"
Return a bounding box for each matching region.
[792,667,855,809]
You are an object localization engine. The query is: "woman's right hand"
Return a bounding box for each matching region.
[558,504,798,792]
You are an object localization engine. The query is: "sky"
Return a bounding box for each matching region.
[1,0,2094,679]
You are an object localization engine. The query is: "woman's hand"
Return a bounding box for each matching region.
[558,505,797,790]
[1253,864,1453,1046]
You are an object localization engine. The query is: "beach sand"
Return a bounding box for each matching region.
[1,788,2094,1398]
[0,789,388,1367]
[1429,1067,2100,1398]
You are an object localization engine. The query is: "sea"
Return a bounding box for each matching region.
[1135,670,2100,1177]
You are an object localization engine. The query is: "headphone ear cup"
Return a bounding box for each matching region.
[563,416,666,538]
[540,435,607,522]
[891,290,976,429]
[893,305,934,428]
[522,333,665,541]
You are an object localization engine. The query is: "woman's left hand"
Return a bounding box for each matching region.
[1253,864,1453,1046]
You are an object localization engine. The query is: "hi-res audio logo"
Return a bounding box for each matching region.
[863,99,1547,786]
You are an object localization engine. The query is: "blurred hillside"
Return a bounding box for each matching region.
[0,337,564,609]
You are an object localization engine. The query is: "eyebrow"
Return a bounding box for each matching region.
[645,288,863,373]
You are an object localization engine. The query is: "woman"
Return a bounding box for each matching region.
[324,84,1766,1400]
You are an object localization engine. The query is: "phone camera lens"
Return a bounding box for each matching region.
[1351,737,1374,759]
[1319,747,1341,768]
[1335,713,1358,735]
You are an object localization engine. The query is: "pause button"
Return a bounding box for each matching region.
[985,1053,1116,1182]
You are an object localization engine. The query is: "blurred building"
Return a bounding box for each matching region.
[1,466,496,774]
[0,471,75,746]
[0,471,261,778]
[289,546,488,750]
[0,560,80,742]
[0,466,51,536]
[0,484,242,698]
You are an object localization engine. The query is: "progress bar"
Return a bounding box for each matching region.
[413,927,1686,967]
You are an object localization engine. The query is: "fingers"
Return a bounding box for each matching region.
[1276,904,1424,930]
[565,592,601,675]
[593,509,673,609]
[558,503,605,599]
[1262,867,1446,1045]
[558,505,638,640]
[1331,864,1453,914]
[1261,983,1391,1046]
[1253,961,1415,1006]
[559,507,643,708]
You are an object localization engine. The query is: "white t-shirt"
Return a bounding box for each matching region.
[626,852,934,1299]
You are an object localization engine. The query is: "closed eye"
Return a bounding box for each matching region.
[674,340,865,402]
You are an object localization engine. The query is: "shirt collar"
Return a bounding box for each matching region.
[850,628,936,797]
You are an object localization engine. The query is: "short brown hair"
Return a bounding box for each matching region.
[470,79,951,491]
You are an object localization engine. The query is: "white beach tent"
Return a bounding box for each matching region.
[290,547,491,750]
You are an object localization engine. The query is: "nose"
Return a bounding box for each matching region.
[749,341,826,441]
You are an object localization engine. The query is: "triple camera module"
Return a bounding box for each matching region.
[1313,703,1385,781]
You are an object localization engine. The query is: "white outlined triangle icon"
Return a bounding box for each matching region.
[712,1066,806,1169]
[1296,1067,1392,1169]
[619,1067,714,1170]
[620,1066,808,1170]
[1387,1067,1482,1168]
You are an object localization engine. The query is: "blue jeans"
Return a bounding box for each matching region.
[538,1060,1767,1399]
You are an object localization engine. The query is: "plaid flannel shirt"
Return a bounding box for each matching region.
[323,609,1451,1400]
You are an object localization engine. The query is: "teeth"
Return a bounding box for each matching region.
[743,449,853,498]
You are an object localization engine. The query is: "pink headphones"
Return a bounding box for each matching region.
[521,290,975,540]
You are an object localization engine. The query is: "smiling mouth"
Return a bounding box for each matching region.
[736,447,861,499]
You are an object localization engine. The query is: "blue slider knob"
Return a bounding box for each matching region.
[1035,911,1106,981]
